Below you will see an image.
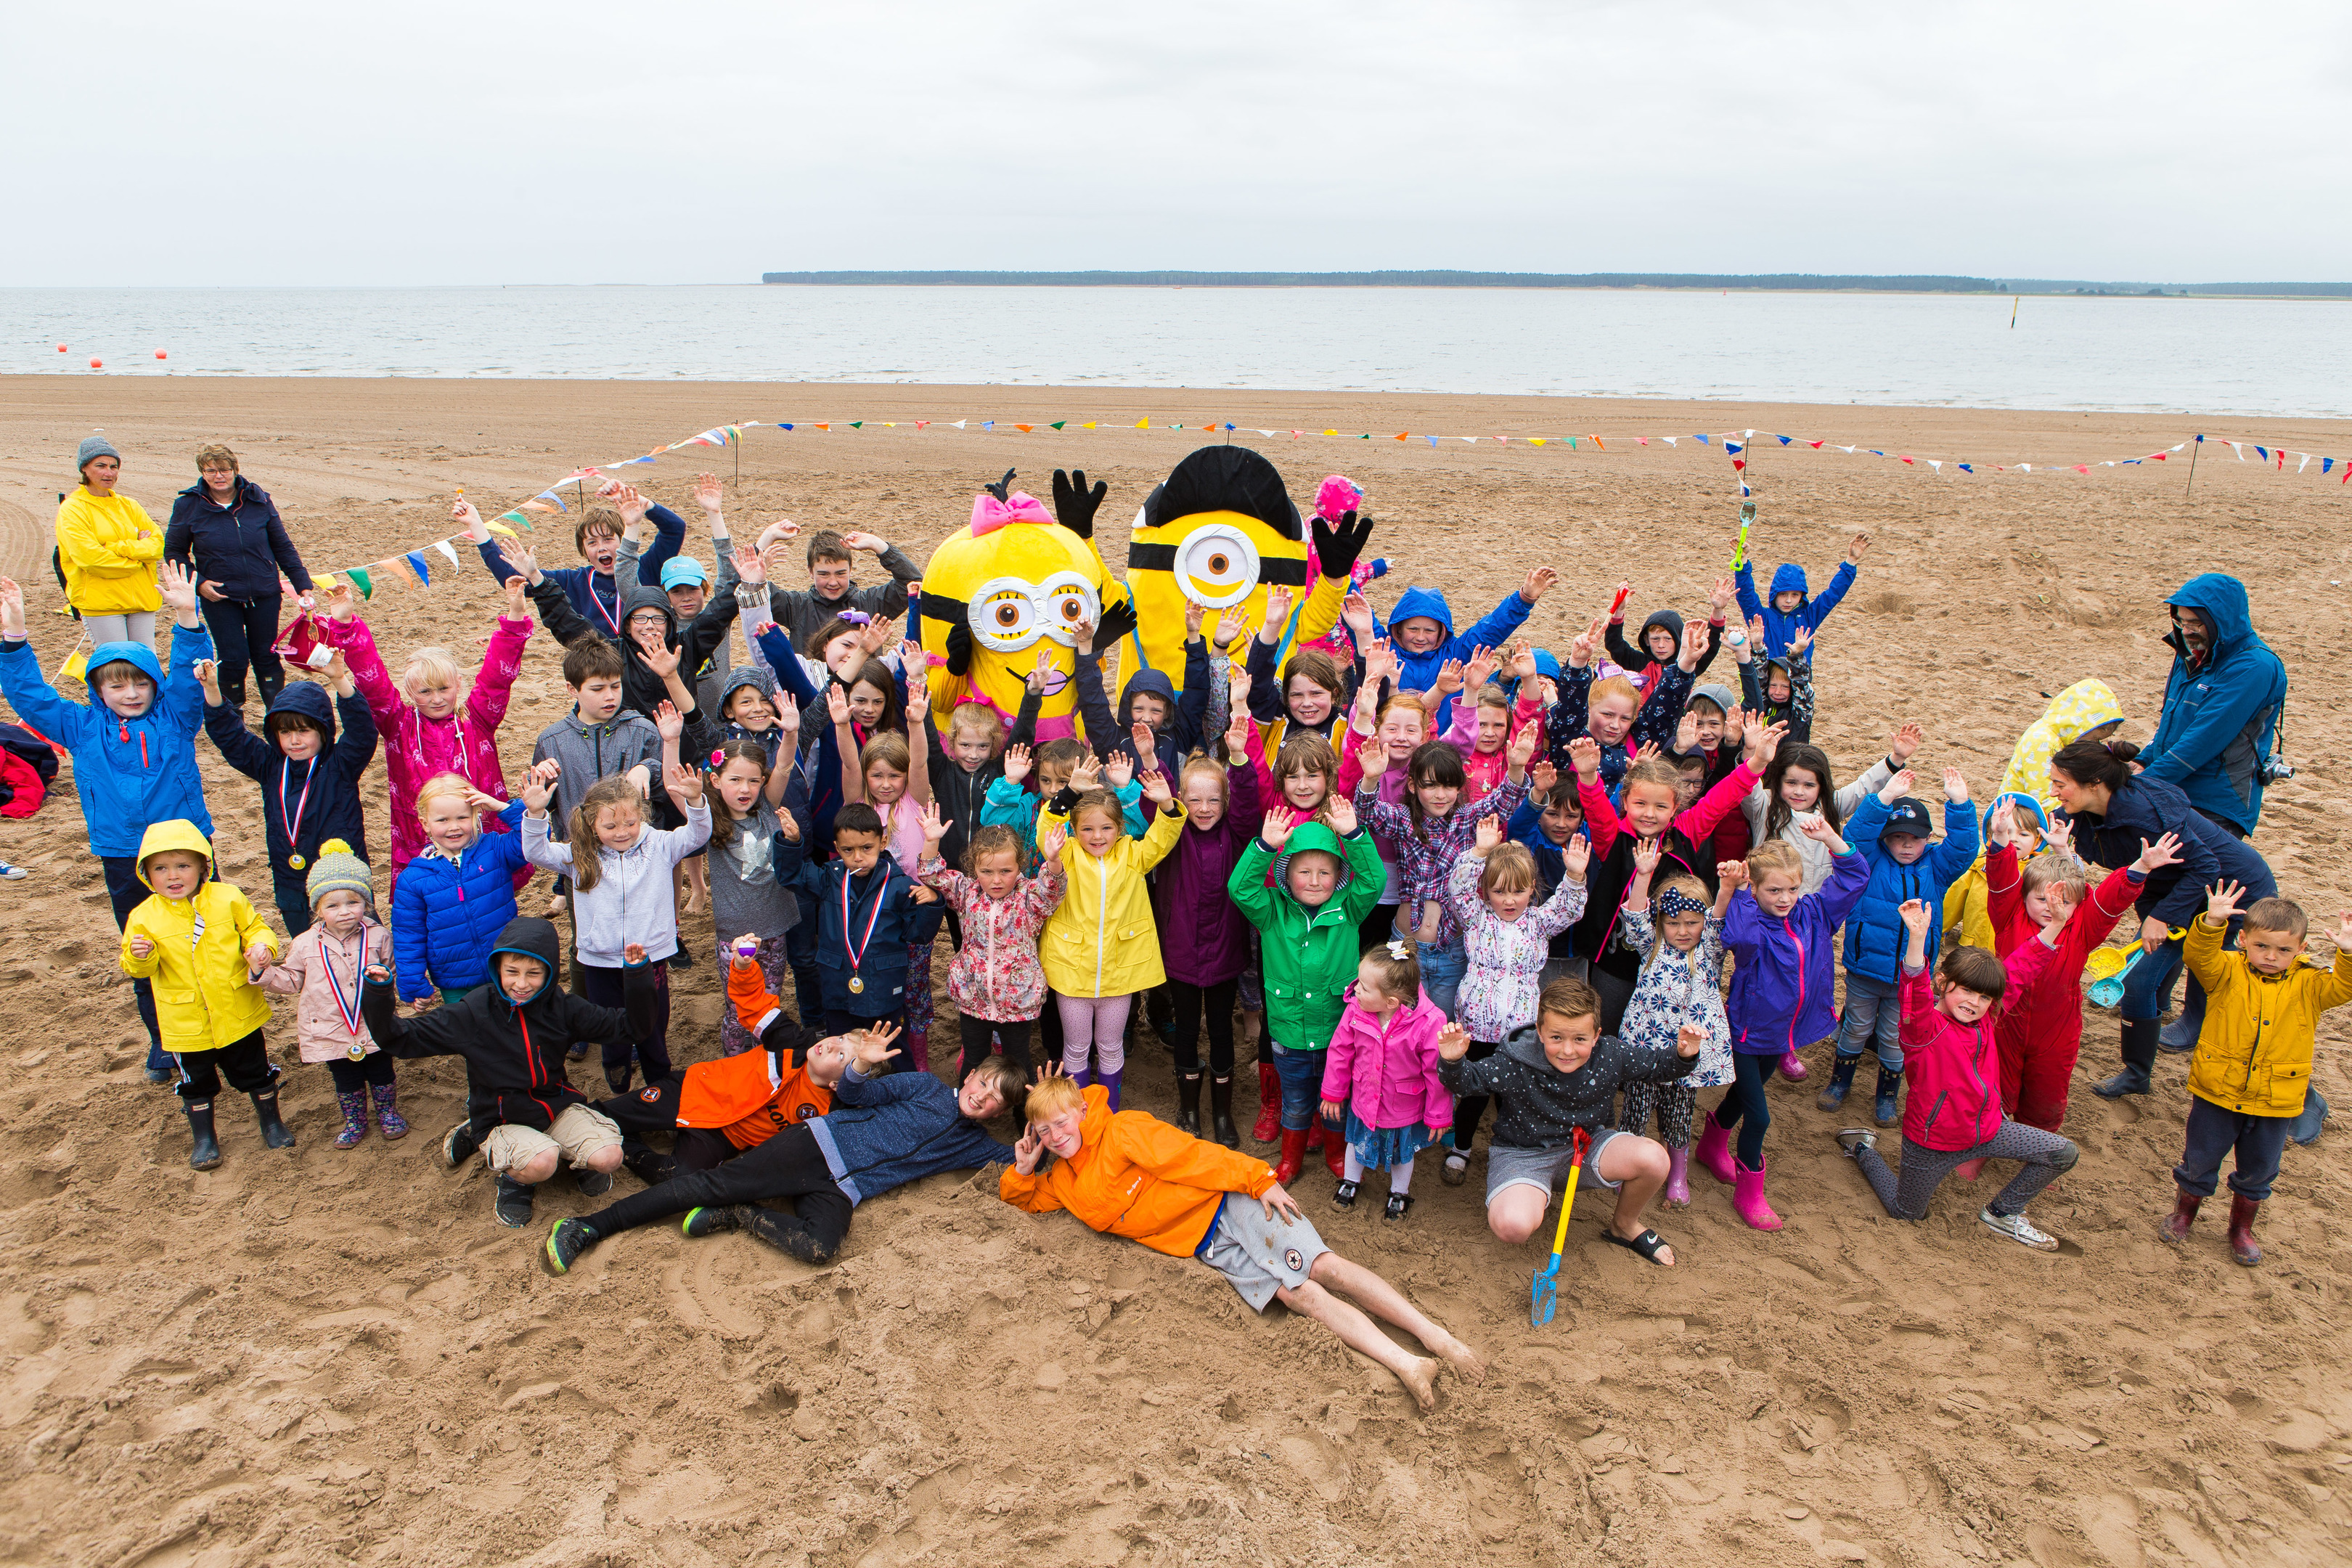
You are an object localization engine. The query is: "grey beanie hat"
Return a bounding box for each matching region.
[75,436,121,474]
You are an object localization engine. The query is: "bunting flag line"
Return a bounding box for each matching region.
[290,414,2343,601]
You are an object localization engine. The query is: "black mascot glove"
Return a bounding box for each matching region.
[1312,510,1373,581]
[945,622,973,678]
[1091,599,1139,650]
[1052,468,1107,539]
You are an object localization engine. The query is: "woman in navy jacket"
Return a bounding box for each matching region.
[165,444,314,711]
[2049,737,2276,1101]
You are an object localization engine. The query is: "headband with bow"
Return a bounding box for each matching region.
[1655,887,1710,919]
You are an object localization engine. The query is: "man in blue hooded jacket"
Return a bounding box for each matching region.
[2141,573,2290,1056]
[1735,531,1871,663]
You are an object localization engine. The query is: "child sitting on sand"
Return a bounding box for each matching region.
[1002,1071,1485,1412]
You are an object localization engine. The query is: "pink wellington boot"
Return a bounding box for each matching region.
[1779,1048,1809,1083]
[1694,1116,1737,1186]
[1663,1146,1692,1207]
[1732,1156,1784,1231]
[1953,1156,1987,1183]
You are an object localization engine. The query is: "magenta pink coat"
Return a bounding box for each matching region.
[1320,987,1454,1132]
[320,612,531,875]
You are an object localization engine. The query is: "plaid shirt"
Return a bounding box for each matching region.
[1354,775,1529,950]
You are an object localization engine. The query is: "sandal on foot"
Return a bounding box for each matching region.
[1332,1179,1359,1210]
[1601,1227,1673,1265]
[1384,1192,1413,1221]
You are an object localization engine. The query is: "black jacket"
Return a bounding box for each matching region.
[1439,1026,1693,1149]
[203,679,377,892]
[364,917,656,1134]
[2059,774,2276,929]
[166,476,313,601]
[926,735,1005,870]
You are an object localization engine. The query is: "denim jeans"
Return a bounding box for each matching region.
[1417,940,1467,1021]
[1834,971,1903,1070]
[1270,1043,1331,1132]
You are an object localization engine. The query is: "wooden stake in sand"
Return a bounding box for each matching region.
[2186,434,2202,499]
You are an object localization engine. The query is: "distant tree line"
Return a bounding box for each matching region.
[759,270,2349,296]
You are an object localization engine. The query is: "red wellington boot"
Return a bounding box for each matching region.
[1273,1127,1310,1188]
[1251,1063,1281,1144]
[1321,1120,1348,1182]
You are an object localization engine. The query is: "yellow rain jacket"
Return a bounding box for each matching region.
[54,489,165,615]
[118,820,278,1053]
[1946,680,2126,949]
[2183,915,2352,1119]
[2000,679,2123,802]
[1037,798,1185,998]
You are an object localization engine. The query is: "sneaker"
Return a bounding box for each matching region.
[493,1176,534,1229]
[681,1205,744,1239]
[745,1207,833,1264]
[0,862,27,880]
[574,1166,613,1198]
[1834,1127,1877,1159]
[1980,1206,2059,1251]
[1442,1153,1468,1186]
[1332,1179,1360,1210]
[1384,1192,1413,1221]
[543,1218,599,1275]
[441,1119,481,1169]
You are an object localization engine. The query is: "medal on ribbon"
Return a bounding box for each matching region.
[841,869,887,996]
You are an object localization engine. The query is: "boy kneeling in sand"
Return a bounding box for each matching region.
[1000,1071,1483,1411]
[1439,977,1700,1266]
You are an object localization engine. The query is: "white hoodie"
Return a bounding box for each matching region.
[522,804,711,966]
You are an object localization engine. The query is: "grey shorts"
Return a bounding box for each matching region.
[1197,1195,1331,1312]
[1485,1132,1630,1206]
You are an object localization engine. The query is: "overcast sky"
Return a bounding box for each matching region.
[11,0,2347,287]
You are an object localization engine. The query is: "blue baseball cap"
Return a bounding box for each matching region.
[660,558,708,591]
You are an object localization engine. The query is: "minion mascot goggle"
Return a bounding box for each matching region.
[1119,444,1374,707]
[915,471,1130,743]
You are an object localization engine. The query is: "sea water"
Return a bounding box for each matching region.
[4,285,2347,418]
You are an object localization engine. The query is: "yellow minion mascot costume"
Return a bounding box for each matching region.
[915,471,1130,743]
[1117,444,1372,706]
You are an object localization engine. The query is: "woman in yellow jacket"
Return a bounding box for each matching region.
[1037,760,1185,1108]
[2162,887,2352,1265]
[1945,679,2124,950]
[118,819,291,1169]
[57,436,166,650]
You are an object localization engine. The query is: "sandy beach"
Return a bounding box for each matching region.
[1,376,2348,1567]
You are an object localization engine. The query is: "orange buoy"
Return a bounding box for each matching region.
[155,350,168,361]
[89,358,102,369]
[55,343,67,353]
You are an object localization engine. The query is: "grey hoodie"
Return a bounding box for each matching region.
[520,804,712,966]
[529,709,665,841]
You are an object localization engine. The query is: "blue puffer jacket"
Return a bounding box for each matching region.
[204,679,377,896]
[1734,560,1857,664]
[0,626,213,857]
[2140,573,2287,836]
[1838,794,1981,986]
[1384,584,1533,730]
[390,799,532,1000]
[165,476,313,600]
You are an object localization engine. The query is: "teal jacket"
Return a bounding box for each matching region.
[1227,820,1384,1053]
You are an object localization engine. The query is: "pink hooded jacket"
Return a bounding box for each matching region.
[321,612,531,875]
[1320,986,1454,1132]
[256,920,393,1065]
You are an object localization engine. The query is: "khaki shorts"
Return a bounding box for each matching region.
[481,1104,622,1175]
